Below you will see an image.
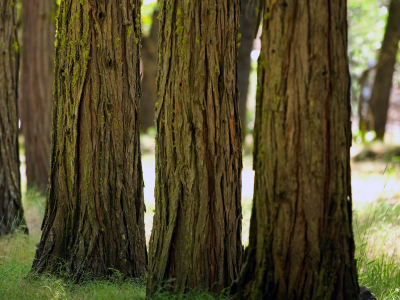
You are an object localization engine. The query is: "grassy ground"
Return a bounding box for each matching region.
[354,200,400,300]
[0,190,228,299]
[352,148,400,299]
[0,190,145,300]
[2,146,400,299]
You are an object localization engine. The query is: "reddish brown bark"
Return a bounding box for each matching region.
[21,0,56,193]
[231,0,359,299]
[140,9,159,132]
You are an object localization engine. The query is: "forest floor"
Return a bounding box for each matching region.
[2,140,400,299]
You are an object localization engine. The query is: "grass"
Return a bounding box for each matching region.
[2,158,400,299]
[354,199,400,299]
[0,190,226,299]
[0,191,147,300]
[352,155,400,299]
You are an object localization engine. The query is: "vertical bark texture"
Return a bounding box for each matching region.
[237,0,257,133]
[369,0,400,140]
[231,0,359,299]
[32,0,147,279]
[21,0,56,193]
[140,9,159,132]
[0,1,27,235]
[148,0,242,294]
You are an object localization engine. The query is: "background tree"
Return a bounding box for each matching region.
[231,0,359,299]
[20,0,56,193]
[140,8,159,132]
[148,0,243,294]
[237,0,257,134]
[368,0,400,140]
[0,0,28,235]
[31,0,147,279]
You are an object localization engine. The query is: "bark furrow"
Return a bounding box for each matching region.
[148,0,243,295]
[32,0,147,279]
[232,1,359,299]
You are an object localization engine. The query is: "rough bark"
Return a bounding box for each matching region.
[31,0,147,279]
[231,1,359,299]
[369,0,400,140]
[237,0,257,134]
[140,9,159,132]
[148,0,242,295]
[21,0,56,194]
[0,0,28,236]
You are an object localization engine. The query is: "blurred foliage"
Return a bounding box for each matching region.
[142,0,158,36]
[348,0,394,112]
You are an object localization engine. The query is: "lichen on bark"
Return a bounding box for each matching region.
[148,0,243,295]
[31,0,147,279]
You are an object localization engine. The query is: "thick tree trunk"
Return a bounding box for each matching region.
[148,0,243,295]
[231,1,359,299]
[237,0,257,134]
[0,0,28,236]
[369,0,400,140]
[31,0,147,279]
[21,0,56,194]
[140,9,158,132]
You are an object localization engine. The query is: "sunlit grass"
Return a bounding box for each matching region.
[3,150,400,298]
[348,153,400,299]
[355,200,400,299]
[0,190,147,300]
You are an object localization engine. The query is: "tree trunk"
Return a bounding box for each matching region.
[369,0,400,140]
[31,0,147,279]
[140,9,159,132]
[21,0,56,194]
[237,0,257,134]
[0,1,28,236]
[148,0,243,295]
[231,1,359,299]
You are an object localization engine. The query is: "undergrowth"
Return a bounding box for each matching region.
[355,199,400,299]
[0,191,225,299]
[3,175,400,298]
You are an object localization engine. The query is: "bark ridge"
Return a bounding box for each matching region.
[232,0,359,299]
[148,0,243,294]
[32,0,147,279]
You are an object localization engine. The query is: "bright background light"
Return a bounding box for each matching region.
[143,0,157,5]
[250,50,260,61]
